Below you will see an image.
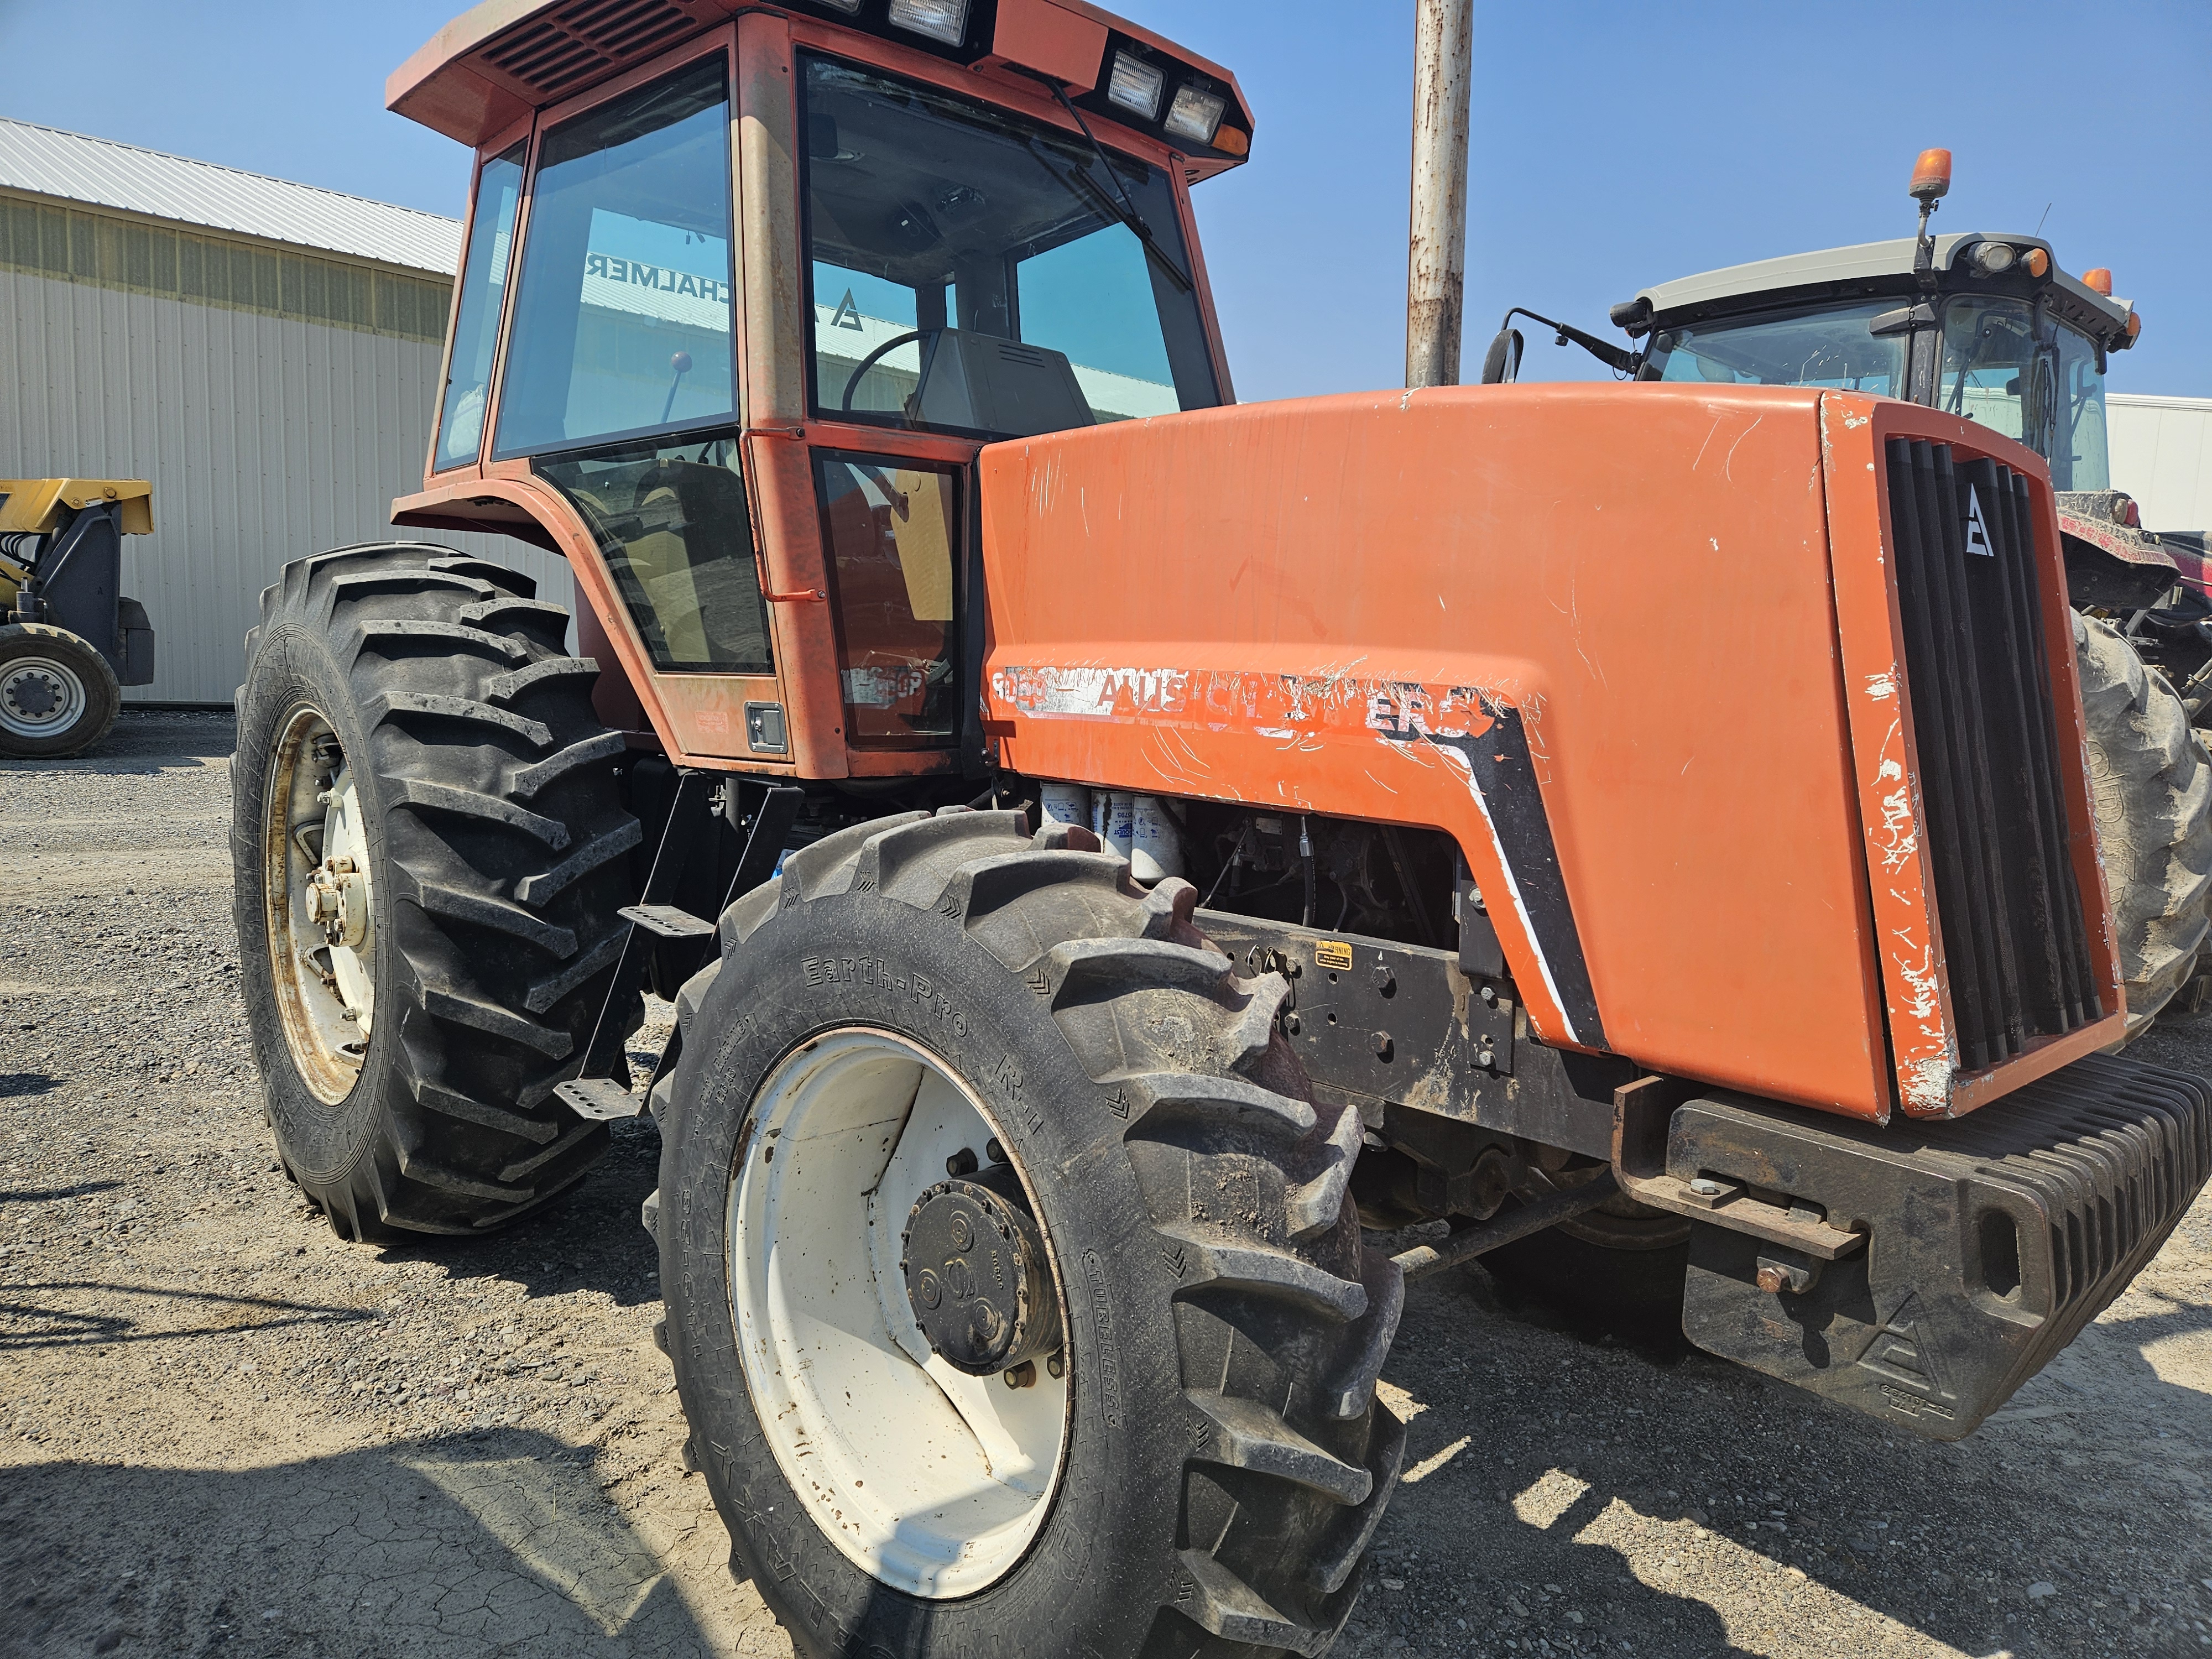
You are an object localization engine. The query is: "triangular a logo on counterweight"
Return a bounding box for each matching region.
[1853,1288,1952,1400]
[1963,485,1995,556]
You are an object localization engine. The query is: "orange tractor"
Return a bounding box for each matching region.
[231,6,2211,1656]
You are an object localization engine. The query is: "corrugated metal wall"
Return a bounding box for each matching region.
[2110,394,2212,535]
[1,264,573,703]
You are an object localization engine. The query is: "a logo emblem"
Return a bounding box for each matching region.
[1963,485,1995,557]
[830,288,866,331]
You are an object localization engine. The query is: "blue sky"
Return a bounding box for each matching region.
[2,0,2206,403]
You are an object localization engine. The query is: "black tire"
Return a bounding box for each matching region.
[659,809,1407,1659]
[0,622,121,758]
[2074,610,2212,1037]
[231,544,640,1239]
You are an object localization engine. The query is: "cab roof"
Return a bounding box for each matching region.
[1634,232,2134,348]
[388,0,1253,177]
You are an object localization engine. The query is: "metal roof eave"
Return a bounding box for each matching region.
[0,117,461,275]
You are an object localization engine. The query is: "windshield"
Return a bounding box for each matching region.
[1938,297,2111,491]
[1937,297,2035,441]
[800,54,1219,439]
[1644,300,1906,394]
[2052,324,2110,492]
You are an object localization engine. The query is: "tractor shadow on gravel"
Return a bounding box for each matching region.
[1361,1254,2212,1658]
[357,1114,669,1311]
[0,1276,370,1353]
[0,1427,717,1657]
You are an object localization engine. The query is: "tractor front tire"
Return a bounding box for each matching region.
[2075,610,2212,1037]
[658,810,1406,1658]
[232,544,639,1239]
[0,622,121,759]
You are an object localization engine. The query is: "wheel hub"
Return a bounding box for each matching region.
[263,709,378,1103]
[901,1172,1062,1377]
[730,1027,1071,1598]
[0,656,86,738]
[4,667,61,719]
[300,770,376,1032]
[304,857,370,949]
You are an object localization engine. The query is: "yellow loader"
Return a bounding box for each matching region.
[0,479,157,757]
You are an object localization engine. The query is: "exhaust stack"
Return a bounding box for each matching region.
[1406,0,1474,389]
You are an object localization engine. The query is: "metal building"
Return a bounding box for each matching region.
[2111,392,2212,533]
[0,118,568,704]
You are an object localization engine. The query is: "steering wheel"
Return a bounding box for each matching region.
[842,331,926,413]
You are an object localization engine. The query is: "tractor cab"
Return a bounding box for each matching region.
[384,0,1248,775]
[1625,234,2128,491]
[1494,149,2140,496]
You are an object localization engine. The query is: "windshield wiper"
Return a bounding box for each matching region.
[1499,307,1640,375]
[1024,75,1192,294]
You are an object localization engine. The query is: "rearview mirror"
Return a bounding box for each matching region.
[1480,327,1524,385]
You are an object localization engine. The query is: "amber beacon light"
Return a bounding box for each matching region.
[1908,147,1953,201]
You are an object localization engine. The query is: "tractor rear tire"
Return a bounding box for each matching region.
[0,622,121,759]
[2074,610,2212,1037]
[657,810,1406,1658]
[232,544,639,1239]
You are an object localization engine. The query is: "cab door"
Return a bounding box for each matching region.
[468,34,801,770]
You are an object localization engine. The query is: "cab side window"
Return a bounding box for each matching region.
[435,143,524,469]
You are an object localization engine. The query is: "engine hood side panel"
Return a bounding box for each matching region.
[977,383,1895,1119]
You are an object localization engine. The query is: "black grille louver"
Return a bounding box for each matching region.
[1885,437,2103,1072]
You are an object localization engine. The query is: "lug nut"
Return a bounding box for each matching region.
[985,1139,1005,1165]
[1003,1361,1037,1390]
[1046,1352,1065,1380]
[946,1147,978,1177]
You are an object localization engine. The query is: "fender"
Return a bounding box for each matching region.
[393,448,842,775]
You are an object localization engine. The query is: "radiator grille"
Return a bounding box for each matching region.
[1885,437,2101,1071]
[483,0,700,102]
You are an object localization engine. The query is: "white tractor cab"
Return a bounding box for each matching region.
[1488,148,2212,1029]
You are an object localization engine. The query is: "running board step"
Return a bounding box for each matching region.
[620,903,716,938]
[556,1077,644,1121]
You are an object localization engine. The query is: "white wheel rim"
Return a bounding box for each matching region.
[261,707,377,1104]
[0,654,88,739]
[731,1027,1071,1598]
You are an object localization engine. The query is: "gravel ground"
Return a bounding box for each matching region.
[3,711,2210,1658]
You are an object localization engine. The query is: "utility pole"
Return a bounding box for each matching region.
[1406,0,1473,389]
